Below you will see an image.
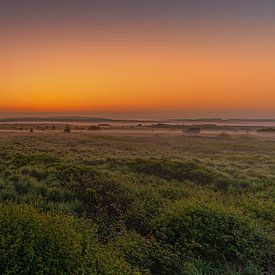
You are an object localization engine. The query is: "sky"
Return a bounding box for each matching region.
[1,0,275,119]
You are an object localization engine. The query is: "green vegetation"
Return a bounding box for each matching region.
[0,131,274,274]
[0,203,130,274]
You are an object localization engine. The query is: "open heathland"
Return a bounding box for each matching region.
[0,130,274,274]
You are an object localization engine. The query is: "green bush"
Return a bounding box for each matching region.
[2,169,14,179]
[115,231,182,275]
[127,158,198,181]
[213,176,233,191]
[115,231,153,273]
[66,169,136,222]
[188,168,214,185]
[0,189,17,201]
[0,203,131,274]
[46,187,73,203]
[6,153,58,168]
[182,258,264,275]
[154,201,274,270]
[28,167,48,180]
[127,159,216,186]
[14,180,31,195]
[125,189,164,235]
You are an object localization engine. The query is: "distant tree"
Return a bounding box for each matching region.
[64,125,71,133]
[185,127,201,133]
[87,125,101,131]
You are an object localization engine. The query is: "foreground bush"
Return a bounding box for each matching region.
[154,201,275,272]
[115,231,183,275]
[0,203,131,274]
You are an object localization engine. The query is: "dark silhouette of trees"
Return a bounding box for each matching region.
[64,125,71,133]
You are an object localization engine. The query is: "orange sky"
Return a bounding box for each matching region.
[1,20,275,117]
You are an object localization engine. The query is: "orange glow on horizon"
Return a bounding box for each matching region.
[1,26,275,114]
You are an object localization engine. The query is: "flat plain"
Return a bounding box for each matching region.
[0,127,274,274]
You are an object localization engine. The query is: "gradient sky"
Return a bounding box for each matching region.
[1,0,275,118]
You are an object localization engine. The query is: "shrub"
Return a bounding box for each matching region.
[115,231,182,275]
[115,231,153,273]
[188,168,214,185]
[213,176,233,191]
[0,203,132,274]
[55,164,94,185]
[125,189,164,235]
[14,180,32,195]
[67,169,135,220]
[127,159,215,185]
[28,167,48,180]
[2,169,14,179]
[154,201,274,270]
[128,159,193,179]
[46,187,69,203]
[0,189,17,201]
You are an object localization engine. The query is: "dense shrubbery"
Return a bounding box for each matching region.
[126,158,254,192]
[127,158,200,181]
[0,203,131,274]
[154,202,274,270]
[0,133,274,274]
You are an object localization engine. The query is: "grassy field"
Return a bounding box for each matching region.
[0,129,274,274]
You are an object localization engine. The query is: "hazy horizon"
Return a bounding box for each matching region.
[1,1,275,116]
[0,111,275,121]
